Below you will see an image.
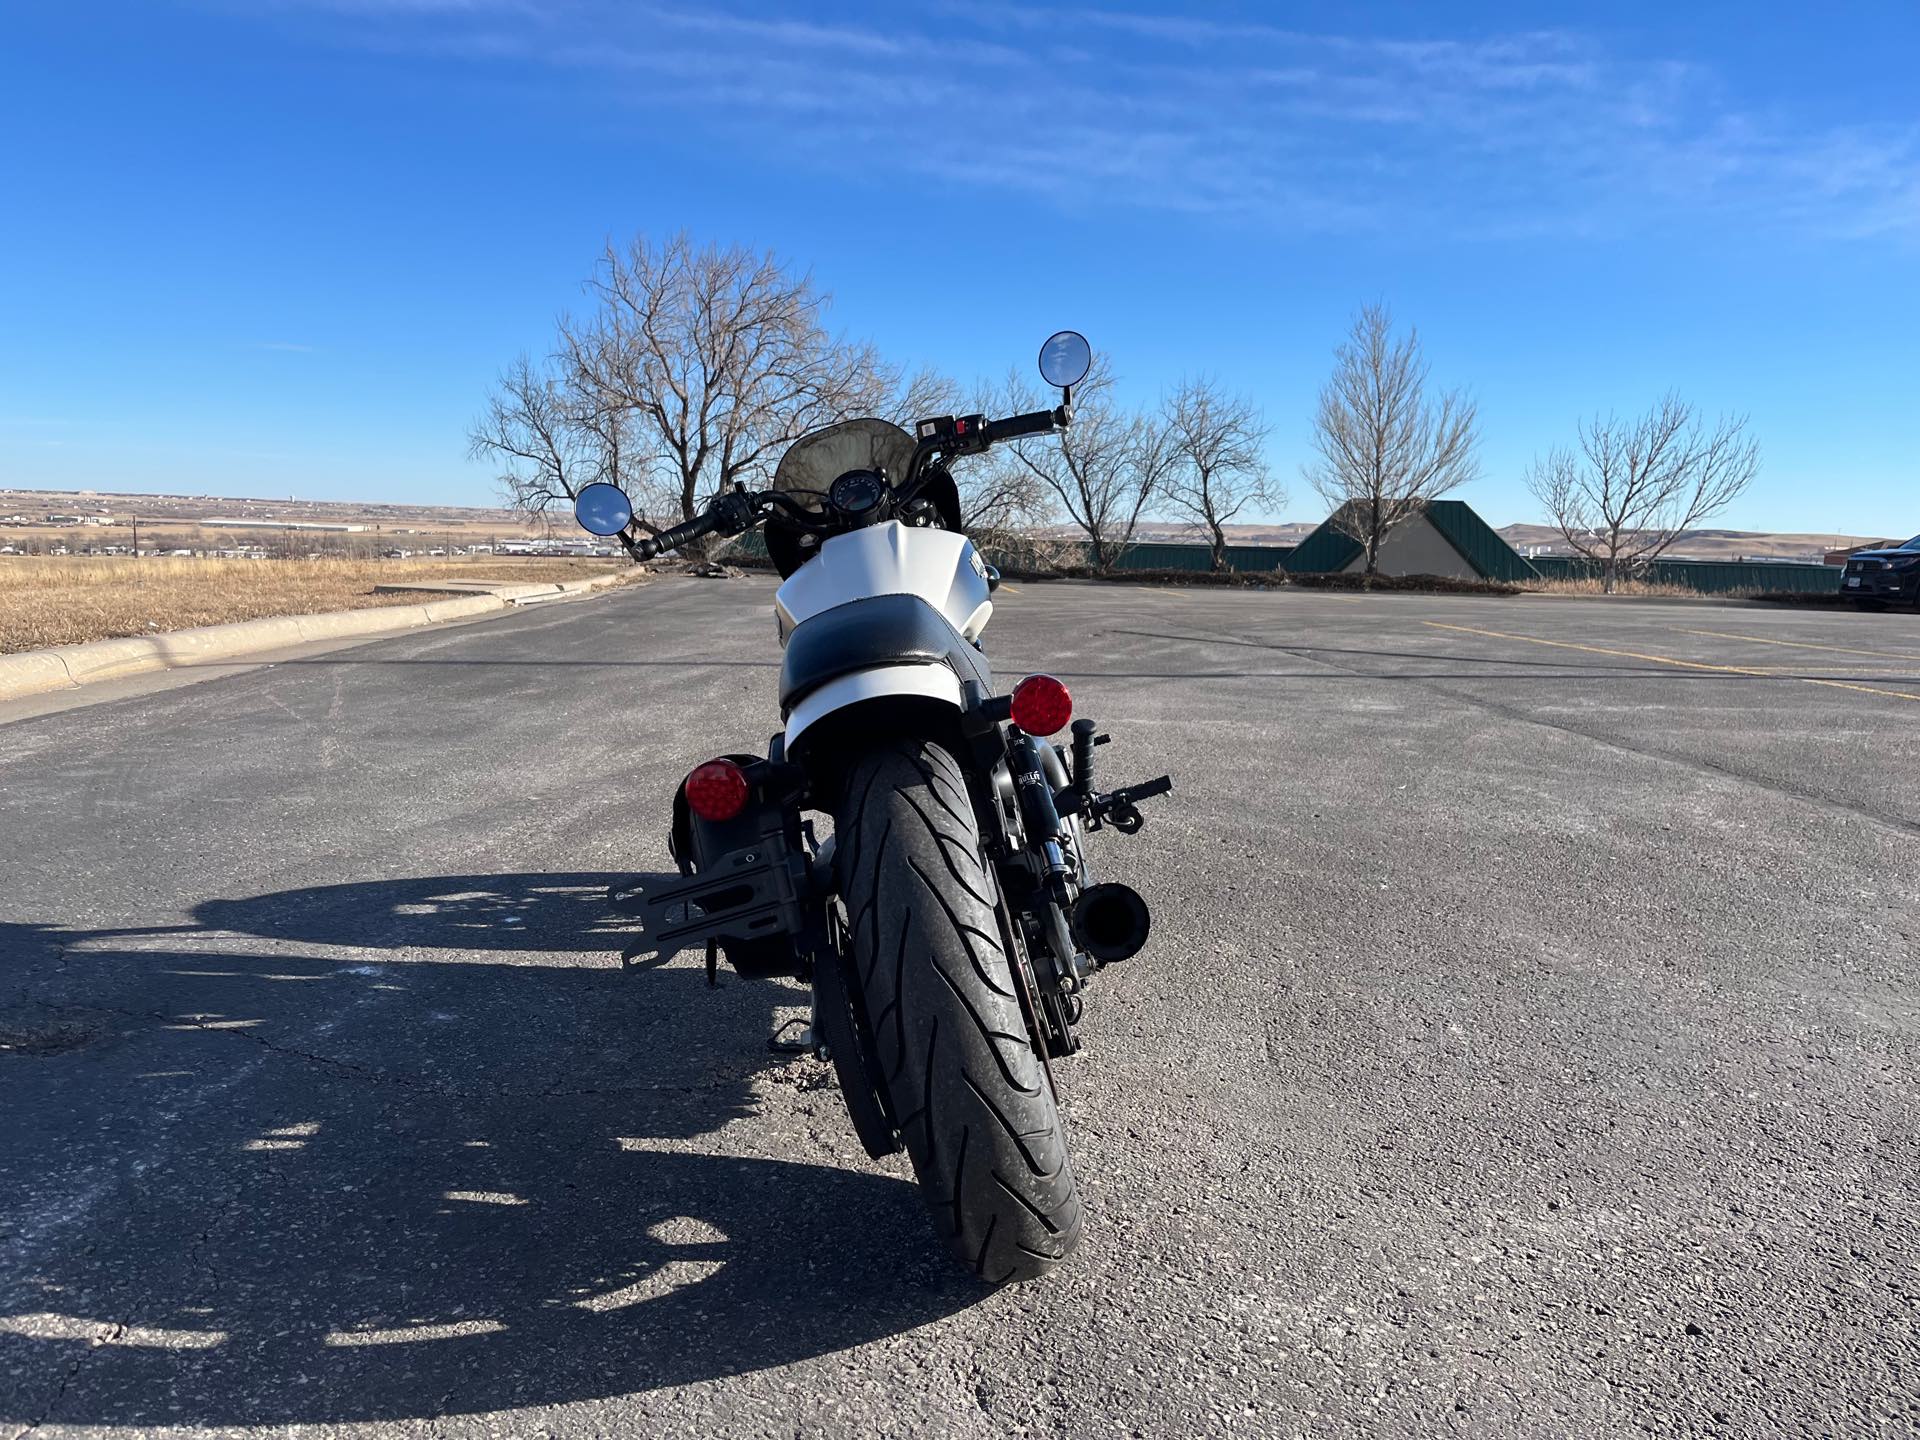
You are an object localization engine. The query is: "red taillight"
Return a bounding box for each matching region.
[684,759,748,822]
[1010,673,1072,735]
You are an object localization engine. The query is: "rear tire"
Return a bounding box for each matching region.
[835,739,1083,1281]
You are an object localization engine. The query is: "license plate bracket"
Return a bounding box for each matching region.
[617,840,809,959]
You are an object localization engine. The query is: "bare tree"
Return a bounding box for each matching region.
[559,234,902,534]
[1526,395,1760,592]
[1304,304,1480,575]
[467,354,656,558]
[999,357,1170,572]
[885,367,962,435]
[468,355,594,513]
[955,445,1056,542]
[1161,376,1277,571]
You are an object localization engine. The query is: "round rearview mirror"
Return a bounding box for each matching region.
[1038,330,1092,389]
[573,482,634,537]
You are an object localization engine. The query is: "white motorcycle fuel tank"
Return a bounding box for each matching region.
[774,521,994,745]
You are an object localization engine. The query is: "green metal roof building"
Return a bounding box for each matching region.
[1283,499,1538,583]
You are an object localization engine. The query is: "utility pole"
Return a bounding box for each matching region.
[131,513,139,558]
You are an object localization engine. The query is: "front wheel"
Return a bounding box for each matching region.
[835,739,1083,1281]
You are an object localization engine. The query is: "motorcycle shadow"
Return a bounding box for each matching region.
[0,874,979,1427]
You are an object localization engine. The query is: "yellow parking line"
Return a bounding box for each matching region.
[1422,621,1920,704]
[1795,678,1920,702]
[997,583,1021,594]
[1744,665,1920,675]
[1676,627,1920,662]
[1769,677,1919,702]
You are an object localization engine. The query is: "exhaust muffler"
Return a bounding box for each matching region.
[1070,882,1151,965]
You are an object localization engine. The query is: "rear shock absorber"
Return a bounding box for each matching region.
[1010,731,1071,882]
[1009,731,1087,985]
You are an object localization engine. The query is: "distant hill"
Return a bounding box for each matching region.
[1049,521,1318,546]
[4,487,1900,564]
[1493,524,1897,562]
[0,486,527,533]
[1099,520,1894,562]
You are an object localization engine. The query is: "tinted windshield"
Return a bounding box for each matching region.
[771,418,915,513]
[1902,535,1920,550]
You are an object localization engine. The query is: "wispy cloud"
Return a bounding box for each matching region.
[256,0,538,13]
[246,1,1920,241]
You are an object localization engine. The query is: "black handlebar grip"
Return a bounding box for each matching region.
[637,510,721,560]
[1070,718,1098,802]
[986,409,1061,443]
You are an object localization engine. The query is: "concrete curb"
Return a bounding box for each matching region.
[0,570,641,702]
[0,651,76,694]
[374,580,562,603]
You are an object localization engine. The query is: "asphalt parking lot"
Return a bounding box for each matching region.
[3,577,1917,1439]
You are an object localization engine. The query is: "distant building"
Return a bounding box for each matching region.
[202,518,368,532]
[1824,541,1899,567]
[1285,500,1537,582]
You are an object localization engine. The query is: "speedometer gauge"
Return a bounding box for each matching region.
[828,468,887,517]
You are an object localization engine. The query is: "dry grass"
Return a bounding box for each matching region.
[1523,575,1721,600]
[0,555,627,654]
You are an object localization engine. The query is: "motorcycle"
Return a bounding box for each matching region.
[570,332,1171,1282]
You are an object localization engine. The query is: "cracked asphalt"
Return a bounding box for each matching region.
[2,577,1917,1438]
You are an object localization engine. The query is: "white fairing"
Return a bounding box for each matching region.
[775,522,992,640]
[776,522,995,745]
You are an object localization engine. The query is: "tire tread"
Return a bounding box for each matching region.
[835,739,1083,1280]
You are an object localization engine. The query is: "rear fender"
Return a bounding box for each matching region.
[783,663,964,752]
[784,671,969,802]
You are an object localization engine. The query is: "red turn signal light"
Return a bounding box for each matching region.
[684,759,749,822]
[1010,674,1073,736]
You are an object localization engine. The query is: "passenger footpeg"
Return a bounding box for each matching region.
[1087,775,1173,834]
[1060,719,1171,834]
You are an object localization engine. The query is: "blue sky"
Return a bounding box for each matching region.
[2,1,1916,533]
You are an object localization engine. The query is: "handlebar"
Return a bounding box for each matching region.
[985,408,1065,443]
[628,406,1066,560]
[632,510,721,562]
